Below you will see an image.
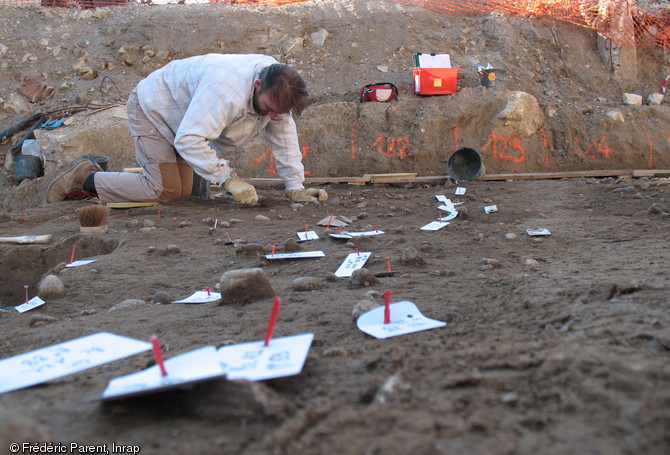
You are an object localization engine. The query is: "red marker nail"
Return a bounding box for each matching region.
[356,248,360,256]
[149,335,168,377]
[305,224,309,232]
[125,210,129,218]
[383,289,392,324]
[326,213,333,229]
[172,217,177,229]
[264,296,282,347]
[205,287,211,296]
[157,210,161,221]
[24,285,29,304]
[386,256,391,273]
[374,225,378,233]
[271,245,277,256]
[70,245,76,264]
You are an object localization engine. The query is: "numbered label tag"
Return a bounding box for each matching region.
[484,205,498,213]
[173,290,221,304]
[101,346,226,400]
[357,301,446,339]
[526,228,551,236]
[15,296,45,313]
[265,251,326,260]
[455,187,466,195]
[218,333,314,381]
[334,252,371,277]
[329,230,384,239]
[420,221,450,231]
[0,332,151,395]
[297,230,319,242]
[66,259,97,268]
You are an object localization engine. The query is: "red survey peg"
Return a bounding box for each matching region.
[264,296,282,347]
[149,335,168,377]
[383,289,392,324]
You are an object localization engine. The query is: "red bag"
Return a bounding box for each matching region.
[360,82,398,102]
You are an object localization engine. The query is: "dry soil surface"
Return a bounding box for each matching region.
[0,1,670,455]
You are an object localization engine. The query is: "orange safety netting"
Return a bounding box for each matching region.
[8,0,670,48]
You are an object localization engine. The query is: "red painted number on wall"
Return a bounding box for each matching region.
[482,132,526,163]
[371,136,411,158]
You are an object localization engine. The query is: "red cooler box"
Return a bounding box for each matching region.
[413,67,459,95]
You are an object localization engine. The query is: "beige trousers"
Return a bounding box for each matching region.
[93,89,193,203]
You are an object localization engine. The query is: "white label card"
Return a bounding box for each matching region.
[357,301,446,339]
[101,346,226,400]
[329,230,384,239]
[455,187,466,195]
[66,259,97,268]
[420,221,450,231]
[0,332,151,395]
[526,228,551,236]
[297,231,319,241]
[317,216,348,227]
[484,205,498,213]
[15,296,45,313]
[218,333,314,381]
[334,251,371,277]
[173,290,222,304]
[435,208,458,220]
[265,251,326,260]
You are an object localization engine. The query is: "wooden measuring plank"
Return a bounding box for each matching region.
[482,170,633,181]
[371,176,448,184]
[247,177,370,187]
[236,169,667,188]
[632,169,670,178]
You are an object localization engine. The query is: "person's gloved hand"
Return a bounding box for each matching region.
[285,188,328,203]
[224,176,258,205]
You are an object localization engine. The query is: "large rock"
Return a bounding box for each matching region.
[494,91,545,138]
[220,268,275,305]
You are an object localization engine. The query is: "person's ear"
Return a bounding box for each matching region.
[253,79,262,90]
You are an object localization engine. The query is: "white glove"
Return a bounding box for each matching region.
[224,176,258,206]
[285,188,328,203]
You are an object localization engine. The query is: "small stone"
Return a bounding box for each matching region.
[219,268,275,305]
[37,274,66,300]
[255,215,271,221]
[622,93,643,106]
[352,299,378,319]
[481,258,502,268]
[400,247,425,266]
[283,238,302,252]
[28,314,58,327]
[648,203,668,215]
[153,291,173,304]
[349,268,380,288]
[237,243,266,256]
[160,244,181,256]
[647,93,664,105]
[292,276,322,291]
[109,299,145,311]
[310,29,329,46]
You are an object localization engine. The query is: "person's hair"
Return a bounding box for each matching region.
[258,63,309,116]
